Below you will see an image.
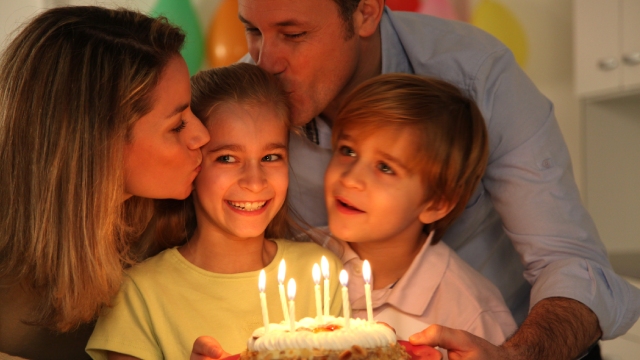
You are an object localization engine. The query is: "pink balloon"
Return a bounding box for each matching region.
[419,0,459,21]
[386,0,420,12]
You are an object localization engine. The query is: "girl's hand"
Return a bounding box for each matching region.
[190,336,232,360]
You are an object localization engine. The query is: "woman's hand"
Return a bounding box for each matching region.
[190,336,232,360]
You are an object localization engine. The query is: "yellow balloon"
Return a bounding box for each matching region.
[207,0,248,68]
[471,0,528,68]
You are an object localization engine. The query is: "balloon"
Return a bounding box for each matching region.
[418,0,458,21]
[151,0,204,75]
[386,0,420,12]
[207,0,248,68]
[471,0,528,68]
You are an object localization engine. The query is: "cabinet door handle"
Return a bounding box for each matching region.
[623,52,640,66]
[598,57,619,71]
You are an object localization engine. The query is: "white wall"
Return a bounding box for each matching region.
[495,0,583,193]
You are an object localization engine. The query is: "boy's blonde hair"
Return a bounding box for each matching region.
[333,73,489,243]
[154,63,294,244]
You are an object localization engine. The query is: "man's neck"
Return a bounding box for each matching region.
[321,27,382,126]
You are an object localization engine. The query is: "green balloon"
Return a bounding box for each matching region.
[151,0,204,75]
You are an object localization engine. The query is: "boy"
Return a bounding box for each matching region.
[322,73,517,349]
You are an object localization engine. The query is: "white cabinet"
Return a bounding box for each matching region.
[574,0,640,97]
[574,1,640,256]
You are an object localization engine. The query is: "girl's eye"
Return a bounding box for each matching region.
[377,162,394,175]
[216,155,237,163]
[172,120,186,133]
[262,154,282,162]
[338,145,356,157]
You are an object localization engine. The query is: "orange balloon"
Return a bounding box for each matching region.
[206,0,248,68]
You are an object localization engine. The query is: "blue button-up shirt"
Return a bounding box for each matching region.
[259,7,640,340]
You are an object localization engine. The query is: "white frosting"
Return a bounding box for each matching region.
[247,316,397,352]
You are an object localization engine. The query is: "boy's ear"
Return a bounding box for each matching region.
[418,199,454,225]
[353,0,384,38]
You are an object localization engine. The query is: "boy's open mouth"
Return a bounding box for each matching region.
[227,200,267,212]
[337,198,364,212]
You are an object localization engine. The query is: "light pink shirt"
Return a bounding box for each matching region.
[330,233,517,347]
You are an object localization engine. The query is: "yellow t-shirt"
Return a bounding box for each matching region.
[86,239,343,359]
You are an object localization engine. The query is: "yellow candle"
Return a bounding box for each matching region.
[312,263,323,322]
[258,270,269,332]
[339,269,350,329]
[321,256,330,317]
[287,278,296,332]
[362,260,373,323]
[278,259,290,324]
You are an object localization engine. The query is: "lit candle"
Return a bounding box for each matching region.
[278,259,290,324]
[321,256,330,317]
[287,278,296,332]
[339,269,350,329]
[362,260,374,323]
[312,263,323,322]
[258,270,269,332]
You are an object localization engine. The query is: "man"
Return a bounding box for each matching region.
[192,0,640,359]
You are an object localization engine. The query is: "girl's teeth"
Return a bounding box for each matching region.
[229,201,266,211]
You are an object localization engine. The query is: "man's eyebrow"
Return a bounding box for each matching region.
[168,103,189,118]
[238,14,305,28]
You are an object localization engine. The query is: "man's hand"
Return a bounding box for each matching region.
[190,336,232,360]
[409,297,602,360]
[409,325,513,360]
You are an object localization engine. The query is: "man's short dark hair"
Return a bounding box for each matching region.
[331,0,362,38]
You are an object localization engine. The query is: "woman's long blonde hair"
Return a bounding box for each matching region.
[0,6,185,332]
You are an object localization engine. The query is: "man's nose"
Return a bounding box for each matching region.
[255,37,286,75]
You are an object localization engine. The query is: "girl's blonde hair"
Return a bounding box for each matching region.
[0,6,185,331]
[333,74,489,243]
[153,63,295,246]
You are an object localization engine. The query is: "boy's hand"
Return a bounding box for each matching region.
[409,325,512,360]
[190,336,232,360]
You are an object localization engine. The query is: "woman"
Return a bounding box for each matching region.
[0,6,209,359]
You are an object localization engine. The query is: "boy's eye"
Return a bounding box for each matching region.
[216,155,237,163]
[262,154,281,162]
[338,145,356,157]
[172,120,186,133]
[377,162,394,175]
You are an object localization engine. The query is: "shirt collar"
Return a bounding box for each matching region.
[380,7,414,75]
[343,232,450,317]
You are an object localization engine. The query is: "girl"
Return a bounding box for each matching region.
[87,63,342,360]
[0,6,209,359]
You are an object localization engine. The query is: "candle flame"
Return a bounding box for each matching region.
[339,269,349,287]
[362,260,371,284]
[312,263,321,284]
[278,259,286,284]
[258,269,266,293]
[321,256,329,279]
[287,278,296,301]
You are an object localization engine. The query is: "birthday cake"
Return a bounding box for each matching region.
[239,316,410,360]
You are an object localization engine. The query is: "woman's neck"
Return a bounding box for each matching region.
[348,231,427,290]
[178,227,277,274]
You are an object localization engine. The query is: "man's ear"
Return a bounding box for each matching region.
[354,0,384,38]
[418,199,454,225]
